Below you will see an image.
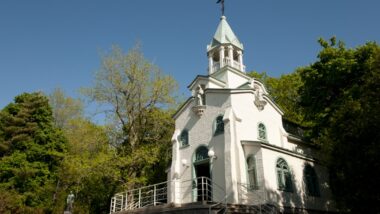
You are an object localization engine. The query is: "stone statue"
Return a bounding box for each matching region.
[253,85,267,111]
[196,85,204,106]
[66,191,75,212]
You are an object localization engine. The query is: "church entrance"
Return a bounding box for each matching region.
[193,146,212,202]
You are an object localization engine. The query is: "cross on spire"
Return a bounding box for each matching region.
[216,0,225,16]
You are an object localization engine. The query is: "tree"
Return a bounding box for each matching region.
[57,118,119,214]
[298,38,380,213]
[0,92,67,212]
[49,88,83,129]
[83,45,177,188]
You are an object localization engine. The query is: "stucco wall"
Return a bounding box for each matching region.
[170,83,335,211]
[171,92,231,203]
[261,147,335,211]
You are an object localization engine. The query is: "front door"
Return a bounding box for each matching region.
[194,162,212,202]
[193,146,212,202]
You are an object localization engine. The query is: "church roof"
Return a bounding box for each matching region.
[209,16,243,50]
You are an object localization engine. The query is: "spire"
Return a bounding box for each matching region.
[208,16,243,51]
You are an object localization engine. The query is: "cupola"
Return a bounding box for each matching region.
[207,16,245,74]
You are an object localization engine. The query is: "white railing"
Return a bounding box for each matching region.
[212,62,220,73]
[110,177,226,214]
[110,180,279,214]
[109,181,168,213]
[210,58,245,73]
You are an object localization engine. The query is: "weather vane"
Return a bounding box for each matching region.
[216,0,225,16]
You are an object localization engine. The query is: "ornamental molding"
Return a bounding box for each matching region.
[253,84,267,111]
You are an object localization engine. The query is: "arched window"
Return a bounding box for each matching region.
[180,130,189,147]
[304,164,320,197]
[258,123,267,141]
[276,158,293,192]
[195,146,209,162]
[214,115,224,135]
[247,155,258,190]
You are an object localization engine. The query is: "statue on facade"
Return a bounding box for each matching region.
[196,85,204,106]
[253,85,267,111]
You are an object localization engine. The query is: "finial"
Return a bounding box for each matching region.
[216,0,225,16]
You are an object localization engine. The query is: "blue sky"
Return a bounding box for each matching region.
[1,0,379,112]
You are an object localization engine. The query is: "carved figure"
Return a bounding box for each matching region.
[196,85,204,106]
[253,85,267,111]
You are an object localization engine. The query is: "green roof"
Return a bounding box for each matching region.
[209,16,243,50]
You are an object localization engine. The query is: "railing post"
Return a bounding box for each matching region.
[125,192,128,210]
[120,194,123,211]
[202,177,205,202]
[138,189,141,208]
[154,185,157,206]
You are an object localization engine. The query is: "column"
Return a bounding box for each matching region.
[208,53,214,74]
[219,46,225,68]
[228,45,233,66]
[237,50,244,71]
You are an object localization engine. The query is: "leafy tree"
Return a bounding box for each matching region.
[49,88,84,129]
[0,92,67,212]
[83,45,177,188]
[57,118,119,214]
[298,38,380,213]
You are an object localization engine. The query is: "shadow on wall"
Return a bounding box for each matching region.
[265,172,335,213]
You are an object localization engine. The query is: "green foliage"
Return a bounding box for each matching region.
[59,119,119,214]
[298,39,380,213]
[49,88,84,129]
[0,92,67,212]
[83,44,177,189]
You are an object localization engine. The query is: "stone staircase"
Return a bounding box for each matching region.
[113,202,278,214]
[211,203,278,214]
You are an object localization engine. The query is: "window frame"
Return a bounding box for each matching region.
[276,158,293,192]
[179,129,189,148]
[214,115,224,136]
[246,155,258,190]
[257,122,267,141]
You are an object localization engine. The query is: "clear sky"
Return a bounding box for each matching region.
[1,0,379,111]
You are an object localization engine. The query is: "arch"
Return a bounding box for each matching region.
[258,122,267,141]
[246,155,258,190]
[214,115,224,135]
[276,158,293,192]
[179,130,189,147]
[194,146,209,163]
[304,164,320,197]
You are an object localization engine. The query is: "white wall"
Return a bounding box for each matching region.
[170,83,335,211]
[261,148,335,211]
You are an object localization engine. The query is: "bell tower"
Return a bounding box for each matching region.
[207,16,245,75]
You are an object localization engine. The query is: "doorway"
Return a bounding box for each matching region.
[193,146,212,202]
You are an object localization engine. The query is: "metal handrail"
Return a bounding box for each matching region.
[110,177,226,214]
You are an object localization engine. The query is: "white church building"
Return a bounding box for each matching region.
[111,16,336,214]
